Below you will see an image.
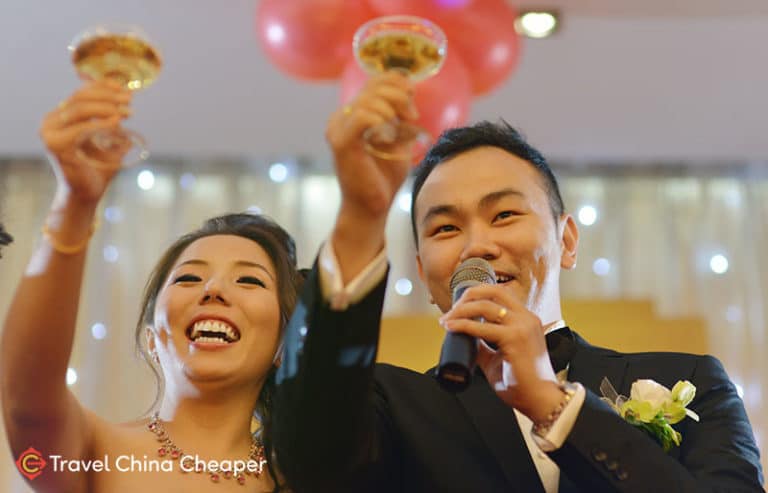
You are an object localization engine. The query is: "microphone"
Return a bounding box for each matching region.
[435,257,496,392]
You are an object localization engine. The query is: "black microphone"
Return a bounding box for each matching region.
[435,257,496,392]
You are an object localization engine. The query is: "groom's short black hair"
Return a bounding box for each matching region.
[409,120,564,245]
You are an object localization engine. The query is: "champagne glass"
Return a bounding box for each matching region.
[353,16,447,161]
[68,24,162,168]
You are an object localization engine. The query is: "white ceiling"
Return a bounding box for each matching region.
[2,0,768,166]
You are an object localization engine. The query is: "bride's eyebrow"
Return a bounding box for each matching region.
[234,260,275,282]
[174,259,275,282]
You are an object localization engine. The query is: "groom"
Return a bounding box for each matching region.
[274,73,763,492]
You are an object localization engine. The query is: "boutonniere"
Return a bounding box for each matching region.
[600,377,699,452]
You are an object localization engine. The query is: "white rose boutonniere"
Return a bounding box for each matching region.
[600,378,699,452]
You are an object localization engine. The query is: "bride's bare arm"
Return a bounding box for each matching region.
[0,80,131,492]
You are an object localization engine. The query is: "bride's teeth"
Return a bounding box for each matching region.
[190,320,239,342]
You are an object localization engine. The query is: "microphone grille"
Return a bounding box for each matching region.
[449,258,496,290]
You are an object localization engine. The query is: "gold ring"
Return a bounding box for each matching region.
[498,307,508,321]
[342,104,352,115]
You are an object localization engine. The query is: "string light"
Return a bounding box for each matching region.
[395,278,413,296]
[269,163,288,183]
[66,368,78,386]
[397,192,412,213]
[578,205,598,226]
[709,254,729,274]
[592,258,611,276]
[91,323,107,340]
[137,169,155,190]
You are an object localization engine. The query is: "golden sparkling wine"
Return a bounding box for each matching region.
[357,31,444,81]
[72,34,162,90]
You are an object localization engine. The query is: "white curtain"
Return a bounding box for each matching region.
[1,158,766,490]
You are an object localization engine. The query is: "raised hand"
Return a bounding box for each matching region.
[40,79,133,205]
[326,71,420,281]
[327,71,419,221]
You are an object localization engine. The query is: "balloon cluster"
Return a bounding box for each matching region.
[256,0,522,140]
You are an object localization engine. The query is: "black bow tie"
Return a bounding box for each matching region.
[546,327,576,373]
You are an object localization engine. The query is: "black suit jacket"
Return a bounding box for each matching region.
[274,266,763,492]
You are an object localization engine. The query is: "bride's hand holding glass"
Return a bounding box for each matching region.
[40,80,132,204]
[67,24,162,169]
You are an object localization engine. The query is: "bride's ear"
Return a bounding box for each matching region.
[145,326,160,364]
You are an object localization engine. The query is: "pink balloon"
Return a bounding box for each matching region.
[439,0,522,95]
[367,0,473,17]
[340,50,472,142]
[256,0,375,81]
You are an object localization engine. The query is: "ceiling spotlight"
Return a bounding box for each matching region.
[515,10,559,39]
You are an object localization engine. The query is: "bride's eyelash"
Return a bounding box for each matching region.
[238,276,266,287]
[173,274,201,283]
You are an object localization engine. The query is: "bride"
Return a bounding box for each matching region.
[1,80,300,492]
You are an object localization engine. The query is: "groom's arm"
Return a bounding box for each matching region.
[274,246,398,492]
[274,72,418,492]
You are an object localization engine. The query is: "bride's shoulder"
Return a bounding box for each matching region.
[85,408,152,450]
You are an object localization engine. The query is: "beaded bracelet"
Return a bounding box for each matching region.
[532,381,578,437]
[41,221,98,255]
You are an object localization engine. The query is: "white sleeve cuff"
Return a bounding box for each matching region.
[318,240,388,311]
[531,382,586,452]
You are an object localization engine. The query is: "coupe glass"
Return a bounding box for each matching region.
[68,24,162,168]
[352,16,447,161]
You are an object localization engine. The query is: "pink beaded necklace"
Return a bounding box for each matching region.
[148,413,266,485]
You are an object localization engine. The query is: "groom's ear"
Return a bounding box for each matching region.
[559,214,579,270]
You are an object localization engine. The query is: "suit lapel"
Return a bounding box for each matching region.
[557,331,629,493]
[567,331,629,397]
[456,370,546,493]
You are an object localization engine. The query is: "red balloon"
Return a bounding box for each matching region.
[439,0,522,95]
[368,0,473,17]
[256,0,375,81]
[340,50,472,142]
